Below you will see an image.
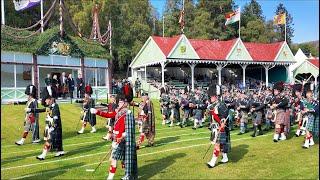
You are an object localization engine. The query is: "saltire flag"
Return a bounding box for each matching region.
[225,7,240,26]
[13,0,42,11]
[273,13,286,25]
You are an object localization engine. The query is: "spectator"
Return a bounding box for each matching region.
[76,74,84,98]
[68,74,75,99]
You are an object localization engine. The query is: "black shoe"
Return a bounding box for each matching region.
[199,125,203,128]
[251,133,256,137]
[192,127,196,130]
[273,139,278,142]
[36,156,45,160]
[237,132,244,135]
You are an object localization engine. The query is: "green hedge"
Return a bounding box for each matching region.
[1,26,110,59]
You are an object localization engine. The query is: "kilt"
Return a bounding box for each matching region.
[183,109,190,119]
[161,107,169,118]
[193,109,203,120]
[253,112,262,125]
[43,125,51,141]
[170,108,179,120]
[23,118,34,132]
[217,130,231,153]
[240,111,248,123]
[142,120,150,134]
[266,108,273,120]
[306,114,316,132]
[275,109,286,125]
[111,141,125,161]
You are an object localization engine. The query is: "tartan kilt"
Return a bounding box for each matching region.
[311,116,319,137]
[217,131,231,153]
[240,111,248,123]
[161,107,169,117]
[170,108,179,120]
[183,109,190,119]
[253,112,262,125]
[142,120,150,134]
[275,109,286,125]
[111,141,125,161]
[193,109,203,120]
[306,114,317,133]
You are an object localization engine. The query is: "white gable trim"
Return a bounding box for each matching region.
[130,36,152,67]
[273,42,285,61]
[226,38,253,60]
[167,34,200,59]
[130,37,166,68]
[274,41,295,61]
[225,38,240,60]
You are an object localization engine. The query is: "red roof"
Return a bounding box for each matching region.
[308,58,319,68]
[243,42,284,61]
[151,35,287,62]
[189,39,237,60]
[152,35,181,56]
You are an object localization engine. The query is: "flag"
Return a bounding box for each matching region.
[13,0,42,11]
[225,8,240,26]
[273,13,286,25]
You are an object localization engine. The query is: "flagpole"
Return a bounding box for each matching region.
[40,0,44,33]
[1,0,5,25]
[162,15,165,37]
[182,0,185,34]
[238,6,241,39]
[284,13,286,42]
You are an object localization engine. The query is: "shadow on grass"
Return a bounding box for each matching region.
[229,144,249,163]
[139,153,186,179]
[1,151,40,166]
[19,162,85,180]
[65,141,108,157]
[154,136,180,147]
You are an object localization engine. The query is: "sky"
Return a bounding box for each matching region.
[150,0,319,44]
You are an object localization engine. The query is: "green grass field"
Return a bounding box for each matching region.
[1,98,319,179]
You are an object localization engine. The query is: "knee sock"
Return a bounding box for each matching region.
[22,131,28,138]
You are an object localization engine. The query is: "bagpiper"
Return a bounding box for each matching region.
[91,93,137,180]
[15,85,40,145]
[263,88,274,131]
[192,92,206,130]
[302,90,319,148]
[207,85,230,168]
[180,92,191,128]
[237,91,250,135]
[168,92,180,127]
[223,91,236,131]
[160,92,170,125]
[250,93,264,137]
[134,78,141,98]
[292,84,305,137]
[271,82,289,142]
[133,92,155,149]
[77,90,97,134]
[26,86,65,160]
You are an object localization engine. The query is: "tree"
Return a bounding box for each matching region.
[275,3,294,45]
[241,0,264,27]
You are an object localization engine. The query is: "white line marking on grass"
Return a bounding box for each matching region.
[10,134,271,179]
[2,130,219,155]
[2,134,270,171]
[2,126,206,148]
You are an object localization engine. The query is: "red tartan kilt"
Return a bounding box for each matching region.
[29,114,35,123]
